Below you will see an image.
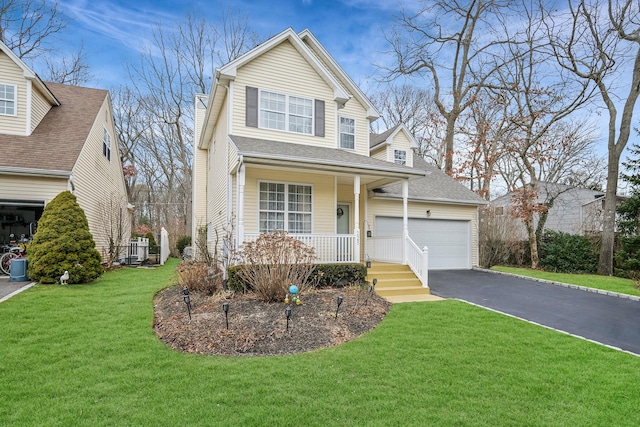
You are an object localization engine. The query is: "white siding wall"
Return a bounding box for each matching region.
[72,96,130,260]
[30,87,52,133]
[367,197,480,267]
[206,97,230,245]
[0,52,28,135]
[0,174,67,201]
[192,94,209,243]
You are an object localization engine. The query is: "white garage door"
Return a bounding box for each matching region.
[374,216,471,270]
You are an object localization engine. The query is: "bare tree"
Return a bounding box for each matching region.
[44,45,92,85]
[384,0,516,174]
[369,83,448,167]
[98,194,130,268]
[0,0,67,60]
[116,11,257,242]
[548,0,640,275]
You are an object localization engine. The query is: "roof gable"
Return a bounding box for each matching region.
[0,40,59,106]
[370,124,418,150]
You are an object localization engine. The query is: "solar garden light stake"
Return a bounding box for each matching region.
[222,302,229,329]
[335,295,344,319]
[182,287,192,320]
[285,306,292,331]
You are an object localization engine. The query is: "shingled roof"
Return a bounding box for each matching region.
[373,156,488,205]
[0,82,108,175]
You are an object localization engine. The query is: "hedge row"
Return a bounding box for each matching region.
[227,263,367,292]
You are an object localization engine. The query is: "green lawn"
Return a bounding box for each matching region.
[1,260,640,426]
[491,266,640,297]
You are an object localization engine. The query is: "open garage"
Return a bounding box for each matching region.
[0,199,42,247]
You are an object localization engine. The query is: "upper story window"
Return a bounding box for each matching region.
[259,90,313,135]
[103,127,111,161]
[0,83,17,116]
[339,117,355,149]
[247,86,324,137]
[394,149,407,165]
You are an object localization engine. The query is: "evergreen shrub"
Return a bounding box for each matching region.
[539,230,597,273]
[28,191,103,284]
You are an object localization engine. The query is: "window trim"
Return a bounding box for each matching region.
[339,116,355,150]
[258,89,314,136]
[0,83,17,116]
[258,180,314,234]
[394,149,407,165]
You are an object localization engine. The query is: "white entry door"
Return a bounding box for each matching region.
[337,204,350,261]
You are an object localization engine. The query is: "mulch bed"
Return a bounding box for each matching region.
[153,285,392,356]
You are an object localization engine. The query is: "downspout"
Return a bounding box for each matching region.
[67,174,75,193]
[237,155,245,248]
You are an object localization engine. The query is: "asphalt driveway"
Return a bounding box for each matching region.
[429,269,640,356]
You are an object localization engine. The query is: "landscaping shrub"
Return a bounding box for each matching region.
[539,230,598,273]
[614,236,640,279]
[228,263,367,291]
[28,191,103,284]
[176,261,221,295]
[232,231,316,302]
[175,235,191,255]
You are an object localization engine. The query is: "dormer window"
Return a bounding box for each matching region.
[0,83,16,116]
[394,149,407,165]
[339,117,355,149]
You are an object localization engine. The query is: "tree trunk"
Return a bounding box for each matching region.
[526,217,539,269]
[444,114,456,174]
[598,156,621,275]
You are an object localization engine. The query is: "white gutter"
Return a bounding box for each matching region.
[0,167,71,178]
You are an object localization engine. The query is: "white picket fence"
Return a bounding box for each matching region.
[160,227,170,265]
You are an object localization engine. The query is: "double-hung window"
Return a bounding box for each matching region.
[259,90,313,135]
[339,117,355,149]
[0,84,16,116]
[394,149,407,165]
[103,127,112,161]
[259,182,312,233]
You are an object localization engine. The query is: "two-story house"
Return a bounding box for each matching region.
[192,28,485,287]
[0,41,131,262]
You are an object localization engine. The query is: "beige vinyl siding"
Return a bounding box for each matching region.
[370,146,387,162]
[206,99,230,242]
[30,87,52,133]
[71,97,130,260]
[192,95,209,242]
[241,168,335,235]
[0,174,67,201]
[233,41,338,148]
[389,131,414,167]
[367,197,480,267]
[0,52,27,135]
[337,99,369,156]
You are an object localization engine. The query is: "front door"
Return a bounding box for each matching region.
[337,204,350,261]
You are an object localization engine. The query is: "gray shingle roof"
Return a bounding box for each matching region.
[0,82,108,174]
[374,156,488,205]
[229,135,426,178]
[370,125,399,149]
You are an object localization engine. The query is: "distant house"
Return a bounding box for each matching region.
[491,182,618,236]
[192,27,486,280]
[0,41,131,261]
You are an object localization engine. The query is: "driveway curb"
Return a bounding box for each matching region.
[474,267,640,302]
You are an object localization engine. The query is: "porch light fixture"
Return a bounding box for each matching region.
[335,295,344,319]
[366,260,372,269]
[222,302,229,329]
[372,278,377,293]
[426,209,431,217]
[285,305,292,331]
[183,287,192,320]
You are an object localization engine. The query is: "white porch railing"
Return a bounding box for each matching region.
[405,236,429,288]
[368,235,429,288]
[243,233,358,263]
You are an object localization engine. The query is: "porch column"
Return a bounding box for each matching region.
[237,163,245,245]
[403,179,409,264]
[353,175,360,262]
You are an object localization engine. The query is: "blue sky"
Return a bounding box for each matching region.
[52,0,413,91]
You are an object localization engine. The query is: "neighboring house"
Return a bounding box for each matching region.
[491,182,619,236]
[192,28,486,279]
[0,41,131,261]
